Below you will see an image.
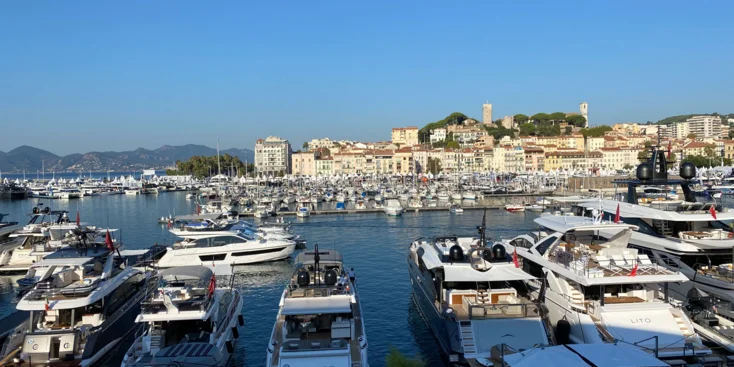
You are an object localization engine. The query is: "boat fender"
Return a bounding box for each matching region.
[231,327,239,339]
[226,340,234,354]
[556,319,571,345]
[359,336,367,349]
[238,314,244,326]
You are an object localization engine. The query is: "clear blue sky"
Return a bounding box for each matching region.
[1,1,732,155]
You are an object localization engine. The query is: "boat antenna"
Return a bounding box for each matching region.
[314,243,321,287]
[477,209,487,248]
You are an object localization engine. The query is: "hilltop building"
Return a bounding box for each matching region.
[391,127,419,146]
[482,102,492,125]
[580,102,588,127]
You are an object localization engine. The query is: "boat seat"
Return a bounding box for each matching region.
[638,255,654,266]
[611,255,626,266]
[593,255,611,267]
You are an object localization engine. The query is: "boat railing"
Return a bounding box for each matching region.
[281,338,348,352]
[462,297,540,319]
[550,248,669,278]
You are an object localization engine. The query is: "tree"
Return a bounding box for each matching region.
[530,113,551,124]
[536,122,560,136]
[566,115,587,127]
[564,126,573,135]
[638,142,653,162]
[418,112,470,142]
[166,154,250,178]
[580,125,612,137]
[703,144,717,158]
[550,112,566,122]
[386,348,425,367]
[446,140,460,149]
[484,125,516,139]
[514,114,529,124]
[687,133,697,139]
[623,164,634,170]
[302,142,309,150]
[427,157,442,174]
[519,123,537,136]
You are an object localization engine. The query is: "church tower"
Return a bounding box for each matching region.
[580,102,589,127]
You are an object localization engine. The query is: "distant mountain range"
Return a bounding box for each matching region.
[0,145,254,173]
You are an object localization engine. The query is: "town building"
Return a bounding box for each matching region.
[430,128,446,144]
[687,115,722,138]
[315,157,334,176]
[580,102,589,128]
[291,151,316,176]
[391,127,419,146]
[255,136,292,175]
[500,115,514,129]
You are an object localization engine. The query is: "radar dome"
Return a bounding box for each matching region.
[636,163,653,181]
[492,244,507,260]
[297,271,310,287]
[680,162,696,180]
[324,270,338,286]
[449,244,464,262]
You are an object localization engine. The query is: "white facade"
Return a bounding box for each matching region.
[580,102,588,128]
[255,136,292,175]
[687,115,722,138]
[482,103,492,125]
[430,128,447,144]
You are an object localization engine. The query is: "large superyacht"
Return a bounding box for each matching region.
[504,214,711,364]
[407,213,553,365]
[0,235,162,366]
[266,246,368,367]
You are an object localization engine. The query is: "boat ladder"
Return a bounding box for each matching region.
[460,321,477,354]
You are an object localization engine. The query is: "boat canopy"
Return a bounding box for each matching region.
[442,264,536,282]
[160,266,213,282]
[282,295,351,315]
[503,344,667,367]
[295,250,343,265]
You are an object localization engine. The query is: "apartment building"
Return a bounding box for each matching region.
[255,136,292,175]
[391,127,419,146]
[291,151,316,176]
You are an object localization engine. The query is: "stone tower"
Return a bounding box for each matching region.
[580,102,588,127]
[482,102,493,125]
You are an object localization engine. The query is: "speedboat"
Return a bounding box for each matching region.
[355,199,366,210]
[0,240,163,366]
[504,204,525,213]
[296,206,310,218]
[504,214,711,363]
[121,266,244,367]
[524,204,543,212]
[450,204,464,214]
[408,213,553,365]
[266,247,368,366]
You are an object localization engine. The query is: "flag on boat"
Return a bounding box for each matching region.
[628,262,638,277]
[105,229,113,251]
[710,205,717,220]
[45,295,50,311]
[614,204,620,223]
[76,209,80,226]
[667,140,672,159]
[513,248,519,268]
[208,274,216,298]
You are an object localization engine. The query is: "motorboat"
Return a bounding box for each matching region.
[504,214,711,363]
[125,189,140,195]
[384,199,403,216]
[355,199,366,210]
[504,204,525,213]
[157,232,296,270]
[121,266,244,367]
[524,204,544,212]
[296,206,310,218]
[407,213,553,365]
[0,240,164,366]
[266,247,368,366]
[449,204,464,214]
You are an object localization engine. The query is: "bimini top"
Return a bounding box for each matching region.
[160,266,213,282]
[295,250,343,265]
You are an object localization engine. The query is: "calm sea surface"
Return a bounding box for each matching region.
[1,193,727,366]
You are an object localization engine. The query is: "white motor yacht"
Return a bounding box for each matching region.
[157,232,296,270]
[266,247,368,367]
[384,199,403,216]
[504,214,711,363]
[296,206,310,218]
[121,266,243,367]
[408,213,553,365]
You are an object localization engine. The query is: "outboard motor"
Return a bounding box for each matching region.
[297,270,310,287]
[449,244,464,262]
[492,244,507,261]
[324,270,338,286]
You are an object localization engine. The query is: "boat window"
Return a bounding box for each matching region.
[216,292,234,326]
[680,253,734,270]
[105,273,146,316]
[211,236,243,247]
[534,236,558,256]
[231,247,285,256]
[611,216,664,238]
[510,238,534,249]
[199,254,227,261]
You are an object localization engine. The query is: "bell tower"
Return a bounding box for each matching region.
[580,102,588,127]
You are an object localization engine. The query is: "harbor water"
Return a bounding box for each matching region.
[3,192,731,366]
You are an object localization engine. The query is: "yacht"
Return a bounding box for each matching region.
[121,266,244,367]
[407,214,553,365]
[504,214,711,363]
[0,242,160,366]
[58,188,82,199]
[296,205,310,218]
[449,203,463,214]
[157,231,296,269]
[384,199,403,216]
[504,204,525,213]
[355,199,366,210]
[266,247,368,367]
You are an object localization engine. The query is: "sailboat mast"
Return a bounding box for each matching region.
[217,138,221,176]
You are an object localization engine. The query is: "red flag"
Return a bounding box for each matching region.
[513,248,519,268]
[196,203,201,215]
[167,219,172,228]
[614,204,620,223]
[667,140,672,159]
[628,263,638,277]
[208,274,216,298]
[45,295,50,311]
[76,210,80,226]
[710,205,717,220]
[105,229,113,251]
